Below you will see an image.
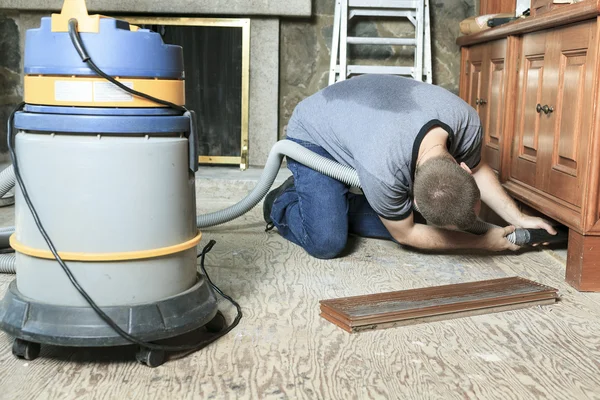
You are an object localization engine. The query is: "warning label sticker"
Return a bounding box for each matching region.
[93,81,134,102]
[54,81,93,102]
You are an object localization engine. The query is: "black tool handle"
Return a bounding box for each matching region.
[524,228,568,245]
[486,17,518,27]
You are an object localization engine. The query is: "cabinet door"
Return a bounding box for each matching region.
[481,40,507,172]
[511,31,547,189]
[465,44,486,111]
[541,21,595,207]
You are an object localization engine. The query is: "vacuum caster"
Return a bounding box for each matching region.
[12,338,41,360]
[135,347,166,368]
[205,311,227,333]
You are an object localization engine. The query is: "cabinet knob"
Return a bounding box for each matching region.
[537,104,554,114]
[479,99,487,105]
[542,104,554,114]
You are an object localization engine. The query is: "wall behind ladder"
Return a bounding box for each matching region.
[279,0,477,138]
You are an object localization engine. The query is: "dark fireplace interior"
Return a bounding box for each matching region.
[145,24,243,159]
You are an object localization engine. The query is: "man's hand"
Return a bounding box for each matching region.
[514,215,557,247]
[479,226,520,252]
[515,215,557,235]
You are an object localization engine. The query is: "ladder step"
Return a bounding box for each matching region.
[349,9,416,19]
[329,0,432,85]
[347,37,416,46]
[347,65,414,76]
[349,0,418,9]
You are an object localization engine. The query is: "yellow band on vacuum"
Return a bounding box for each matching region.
[24,76,185,108]
[9,231,202,262]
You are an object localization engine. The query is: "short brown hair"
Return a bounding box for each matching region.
[413,156,480,230]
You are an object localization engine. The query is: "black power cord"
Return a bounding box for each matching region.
[67,18,187,112]
[4,18,243,355]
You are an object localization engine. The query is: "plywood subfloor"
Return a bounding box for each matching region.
[1,169,600,399]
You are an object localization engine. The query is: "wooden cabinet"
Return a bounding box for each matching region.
[458,3,600,291]
[462,40,508,172]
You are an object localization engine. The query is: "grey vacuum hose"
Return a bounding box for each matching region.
[0,165,15,198]
[466,219,520,244]
[196,140,361,228]
[0,253,15,274]
[0,226,16,273]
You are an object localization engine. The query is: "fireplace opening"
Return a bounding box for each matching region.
[122,17,250,169]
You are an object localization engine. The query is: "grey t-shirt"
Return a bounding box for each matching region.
[286,74,483,221]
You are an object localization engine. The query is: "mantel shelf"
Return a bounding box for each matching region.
[457,0,599,46]
[0,0,312,18]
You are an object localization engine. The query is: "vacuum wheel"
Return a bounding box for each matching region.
[136,347,166,368]
[12,338,41,360]
[205,311,227,333]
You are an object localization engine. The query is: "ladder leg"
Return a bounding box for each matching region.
[329,0,342,85]
[339,0,349,82]
[414,1,424,82]
[424,0,432,83]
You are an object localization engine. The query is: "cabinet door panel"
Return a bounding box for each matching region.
[554,53,586,174]
[482,40,507,172]
[511,32,547,189]
[544,22,595,207]
[466,45,486,111]
[521,58,544,161]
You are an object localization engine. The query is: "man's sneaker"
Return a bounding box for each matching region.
[263,176,295,231]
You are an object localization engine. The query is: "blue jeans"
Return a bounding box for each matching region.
[270,138,394,259]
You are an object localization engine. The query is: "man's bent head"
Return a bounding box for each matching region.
[413,156,481,231]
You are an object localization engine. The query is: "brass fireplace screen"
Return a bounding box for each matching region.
[120,17,250,170]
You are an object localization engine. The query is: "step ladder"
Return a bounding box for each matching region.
[328,0,433,85]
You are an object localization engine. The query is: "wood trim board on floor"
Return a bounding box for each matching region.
[320,277,559,333]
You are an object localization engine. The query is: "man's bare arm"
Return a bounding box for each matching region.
[470,163,556,234]
[380,213,519,252]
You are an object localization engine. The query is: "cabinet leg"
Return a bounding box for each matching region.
[566,230,600,291]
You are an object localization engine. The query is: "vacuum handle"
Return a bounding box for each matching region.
[185,110,199,173]
[526,228,567,244]
[510,228,568,246]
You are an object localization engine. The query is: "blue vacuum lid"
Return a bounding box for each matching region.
[24,17,184,79]
[14,107,191,135]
